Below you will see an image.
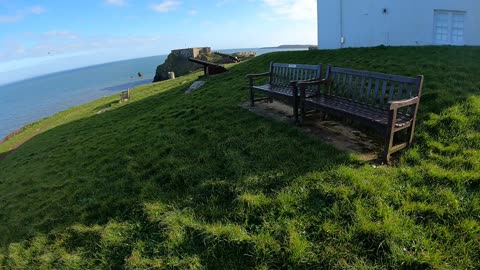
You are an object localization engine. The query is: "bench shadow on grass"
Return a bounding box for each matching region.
[0,74,355,258]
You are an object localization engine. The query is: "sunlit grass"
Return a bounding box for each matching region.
[0,46,479,269]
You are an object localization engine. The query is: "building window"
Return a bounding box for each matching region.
[434,10,466,45]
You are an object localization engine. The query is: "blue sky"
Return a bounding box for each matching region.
[0,0,317,84]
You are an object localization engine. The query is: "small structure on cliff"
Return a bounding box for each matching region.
[153,47,253,82]
[153,47,213,82]
[171,47,211,58]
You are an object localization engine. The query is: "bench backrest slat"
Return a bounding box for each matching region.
[326,65,422,110]
[388,83,396,102]
[365,78,373,104]
[352,76,359,101]
[330,67,418,84]
[379,80,388,107]
[269,62,322,89]
[359,77,366,102]
[371,79,380,107]
[306,69,311,83]
[269,62,274,85]
[304,70,310,86]
[341,74,347,96]
[396,83,404,101]
[346,75,353,99]
[331,73,338,95]
[406,84,414,99]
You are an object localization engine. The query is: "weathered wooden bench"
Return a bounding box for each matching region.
[246,63,323,122]
[298,65,424,163]
[188,57,228,76]
[120,88,131,102]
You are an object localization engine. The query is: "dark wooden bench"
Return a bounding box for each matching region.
[188,57,228,76]
[120,88,131,103]
[298,65,424,163]
[246,63,323,122]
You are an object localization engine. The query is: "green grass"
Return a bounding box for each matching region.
[0,46,479,269]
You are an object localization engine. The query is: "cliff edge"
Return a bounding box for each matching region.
[153,47,256,82]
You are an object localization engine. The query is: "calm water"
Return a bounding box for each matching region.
[0,48,305,139]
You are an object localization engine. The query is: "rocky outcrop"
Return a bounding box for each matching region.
[153,52,203,82]
[153,47,256,82]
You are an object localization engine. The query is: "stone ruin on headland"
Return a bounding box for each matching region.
[153,47,256,82]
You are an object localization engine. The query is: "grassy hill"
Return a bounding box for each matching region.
[0,46,479,269]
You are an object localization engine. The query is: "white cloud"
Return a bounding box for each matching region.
[188,10,198,15]
[105,0,128,7]
[0,32,165,63]
[216,0,234,7]
[150,0,181,13]
[24,6,47,15]
[43,30,78,40]
[261,0,316,21]
[0,15,22,23]
[0,5,46,23]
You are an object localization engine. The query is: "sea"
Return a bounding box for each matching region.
[0,48,305,139]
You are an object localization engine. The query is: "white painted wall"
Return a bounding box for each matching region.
[317,0,480,49]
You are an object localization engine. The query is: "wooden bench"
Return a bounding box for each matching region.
[298,65,424,163]
[188,57,228,76]
[120,88,131,102]
[246,63,323,122]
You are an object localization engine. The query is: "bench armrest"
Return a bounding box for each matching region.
[388,97,419,110]
[246,72,271,79]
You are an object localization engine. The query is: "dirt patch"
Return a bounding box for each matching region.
[240,100,383,162]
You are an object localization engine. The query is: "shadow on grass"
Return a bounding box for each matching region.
[0,72,353,248]
[1,46,479,269]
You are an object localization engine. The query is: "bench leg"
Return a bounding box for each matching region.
[293,86,300,123]
[407,121,416,146]
[383,110,396,164]
[299,101,305,124]
[293,98,299,123]
[249,89,254,107]
[383,131,394,164]
[249,79,255,107]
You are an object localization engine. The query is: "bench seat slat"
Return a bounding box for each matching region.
[253,84,317,97]
[253,84,294,96]
[305,95,412,128]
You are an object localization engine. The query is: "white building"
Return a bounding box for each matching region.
[317,0,480,49]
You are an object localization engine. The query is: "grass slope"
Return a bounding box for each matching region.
[0,46,479,269]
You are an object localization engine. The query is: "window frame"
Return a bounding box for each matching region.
[433,10,466,45]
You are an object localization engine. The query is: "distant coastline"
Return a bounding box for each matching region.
[260,44,316,49]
